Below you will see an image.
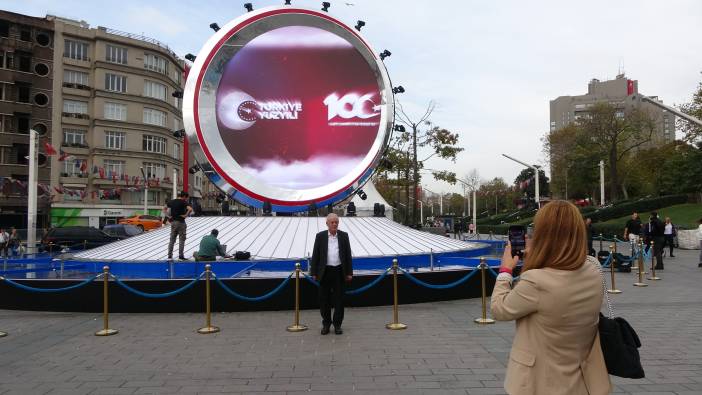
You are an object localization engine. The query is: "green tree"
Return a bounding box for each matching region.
[678,76,702,143]
[514,168,549,204]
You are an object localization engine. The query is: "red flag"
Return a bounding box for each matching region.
[627,79,634,96]
[98,167,105,179]
[58,150,70,161]
[79,160,87,172]
[44,142,58,155]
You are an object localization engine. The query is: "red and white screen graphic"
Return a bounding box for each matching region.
[215,26,381,190]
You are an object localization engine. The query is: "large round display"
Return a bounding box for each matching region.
[183,7,393,211]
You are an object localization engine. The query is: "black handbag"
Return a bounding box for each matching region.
[595,261,645,378]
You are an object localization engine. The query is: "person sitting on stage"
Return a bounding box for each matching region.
[193,229,231,261]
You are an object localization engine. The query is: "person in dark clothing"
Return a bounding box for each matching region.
[585,217,595,256]
[624,212,642,245]
[649,212,665,270]
[167,191,193,260]
[310,213,353,335]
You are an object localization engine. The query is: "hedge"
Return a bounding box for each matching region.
[583,194,688,223]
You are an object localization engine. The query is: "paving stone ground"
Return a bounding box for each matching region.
[0,243,701,394]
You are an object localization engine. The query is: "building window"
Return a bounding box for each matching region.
[143,162,166,179]
[64,39,89,61]
[174,69,182,85]
[105,131,125,150]
[106,44,128,64]
[143,80,167,101]
[17,53,31,72]
[0,20,8,37]
[63,99,88,114]
[104,159,125,177]
[63,129,86,146]
[19,27,31,42]
[173,143,180,160]
[143,108,166,126]
[144,53,167,74]
[104,102,127,121]
[0,82,8,101]
[17,85,31,103]
[17,115,30,134]
[105,73,127,93]
[0,50,12,69]
[64,69,89,87]
[143,135,167,154]
[62,158,86,177]
[174,96,182,110]
[0,114,10,133]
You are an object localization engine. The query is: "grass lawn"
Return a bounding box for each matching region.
[600,203,702,229]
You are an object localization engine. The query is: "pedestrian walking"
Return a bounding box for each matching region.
[662,217,677,258]
[649,212,665,270]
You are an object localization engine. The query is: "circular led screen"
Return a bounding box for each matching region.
[184,7,393,212]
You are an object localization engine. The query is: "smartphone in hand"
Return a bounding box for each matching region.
[508,225,527,258]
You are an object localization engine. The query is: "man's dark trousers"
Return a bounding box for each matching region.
[319,265,344,328]
[653,236,664,269]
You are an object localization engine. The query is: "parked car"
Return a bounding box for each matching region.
[41,226,120,251]
[118,214,163,231]
[102,224,144,239]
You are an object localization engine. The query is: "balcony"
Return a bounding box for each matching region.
[61,112,90,126]
[59,172,89,185]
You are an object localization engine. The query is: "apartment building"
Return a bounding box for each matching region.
[48,16,186,227]
[0,11,54,228]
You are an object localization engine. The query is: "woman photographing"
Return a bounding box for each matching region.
[491,200,610,394]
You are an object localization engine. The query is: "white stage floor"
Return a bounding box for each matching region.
[74,217,484,261]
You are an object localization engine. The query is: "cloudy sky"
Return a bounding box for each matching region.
[8,0,702,194]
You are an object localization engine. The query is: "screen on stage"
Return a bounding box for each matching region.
[185,7,393,210]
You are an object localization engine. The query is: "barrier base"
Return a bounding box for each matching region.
[647,276,661,281]
[385,322,407,330]
[286,324,308,332]
[474,318,495,324]
[633,282,648,287]
[0,331,7,337]
[95,328,118,336]
[197,326,220,334]
[607,289,622,294]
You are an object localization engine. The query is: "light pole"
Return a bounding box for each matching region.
[172,168,177,199]
[27,129,38,254]
[502,153,541,209]
[140,167,148,215]
[599,160,605,206]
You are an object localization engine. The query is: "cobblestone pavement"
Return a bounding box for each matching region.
[0,246,700,394]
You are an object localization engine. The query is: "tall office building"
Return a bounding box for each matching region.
[0,11,55,227]
[48,15,187,227]
[550,74,675,142]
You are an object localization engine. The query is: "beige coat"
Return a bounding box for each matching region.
[491,256,611,395]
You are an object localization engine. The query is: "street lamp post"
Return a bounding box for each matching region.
[599,160,605,206]
[140,167,148,215]
[502,153,541,209]
[27,129,38,254]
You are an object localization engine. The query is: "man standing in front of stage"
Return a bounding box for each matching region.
[167,191,193,260]
[310,213,353,335]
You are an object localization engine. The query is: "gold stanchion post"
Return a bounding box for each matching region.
[648,240,661,281]
[197,264,220,334]
[286,262,308,332]
[95,266,118,336]
[474,258,496,324]
[607,245,621,294]
[633,240,647,287]
[386,258,407,330]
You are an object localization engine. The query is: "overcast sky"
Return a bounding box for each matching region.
[8,0,702,194]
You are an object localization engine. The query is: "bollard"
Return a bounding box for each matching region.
[95,266,118,336]
[630,240,639,271]
[633,240,647,287]
[286,262,308,332]
[385,258,407,330]
[607,245,621,294]
[647,240,661,281]
[197,264,220,334]
[474,258,496,324]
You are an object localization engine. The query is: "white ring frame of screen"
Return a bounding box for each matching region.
[183,6,393,211]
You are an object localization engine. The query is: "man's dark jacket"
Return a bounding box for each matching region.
[309,230,353,279]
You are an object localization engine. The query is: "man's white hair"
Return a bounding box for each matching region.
[326,213,339,221]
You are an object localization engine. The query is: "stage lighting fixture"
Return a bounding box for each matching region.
[346,202,356,216]
[172,91,184,98]
[285,0,291,4]
[244,3,253,12]
[262,201,273,216]
[209,23,220,32]
[188,164,201,174]
[373,203,386,217]
[321,2,330,12]
[355,20,365,31]
[393,124,405,133]
[185,53,196,62]
[173,129,186,138]
[392,86,405,94]
[380,49,391,60]
[357,189,367,200]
